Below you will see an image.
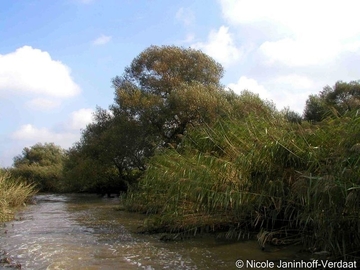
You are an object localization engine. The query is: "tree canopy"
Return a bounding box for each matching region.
[112,45,224,97]
[62,107,152,193]
[4,44,360,260]
[303,80,360,121]
[13,143,65,167]
[112,45,226,147]
[11,143,66,191]
[62,45,227,193]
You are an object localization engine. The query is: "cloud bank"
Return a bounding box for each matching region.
[204,0,360,113]
[0,46,80,99]
[11,108,94,148]
[192,26,242,67]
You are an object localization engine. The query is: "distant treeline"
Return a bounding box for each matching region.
[5,46,360,260]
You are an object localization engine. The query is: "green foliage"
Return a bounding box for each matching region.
[113,45,224,96]
[112,45,225,147]
[124,100,360,259]
[62,107,150,193]
[11,43,356,260]
[324,80,360,112]
[63,45,229,194]
[63,148,120,193]
[303,80,360,122]
[63,46,227,194]
[0,171,37,222]
[13,142,65,167]
[303,95,328,122]
[11,143,66,192]
[281,107,302,124]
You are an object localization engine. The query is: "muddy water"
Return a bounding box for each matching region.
[0,194,303,269]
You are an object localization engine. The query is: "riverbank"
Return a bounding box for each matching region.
[0,172,37,223]
[123,110,360,261]
[0,172,36,269]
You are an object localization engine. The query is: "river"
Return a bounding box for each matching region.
[0,194,304,269]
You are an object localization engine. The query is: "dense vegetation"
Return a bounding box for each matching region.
[62,45,227,194]
[303,80,360,122]
[10,143,66,192]
[0,170,37,222]
[125,97,360,259]
[4,45,360,260]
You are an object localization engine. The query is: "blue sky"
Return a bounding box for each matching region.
[1,0,360,167]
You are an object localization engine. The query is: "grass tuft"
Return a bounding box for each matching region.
[0,171,37,222]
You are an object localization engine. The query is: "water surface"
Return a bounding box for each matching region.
[0,194,303,269]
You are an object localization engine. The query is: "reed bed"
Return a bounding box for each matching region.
[124,95,360,260]
[0,171,37,222]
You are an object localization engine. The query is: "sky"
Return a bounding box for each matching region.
[1,0,360,167]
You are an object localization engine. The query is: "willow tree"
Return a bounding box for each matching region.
[323,80,360,113]
[11,143,65,191]
[63,107,152,193]
[303,80,360,122]
[13,143,65,167]
[63,46,228,193]
[112,45,226,147]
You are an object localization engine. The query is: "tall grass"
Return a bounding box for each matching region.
[0,171,37,222]
[124,93,360,260]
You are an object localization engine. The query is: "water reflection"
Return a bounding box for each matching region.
[0,194,302,269]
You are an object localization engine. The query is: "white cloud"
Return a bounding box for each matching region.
[216,0,360,114]
[219,0,360,38]
[227,76,270,99]
[0,46,80,98]
[67,108,94,131]
[219,0,360,67]
[271,90,310,114]
[267,75,320,112]
[227,76,314,113]
[176,7,195,26]
[192,26,242,67]
[12,124,78,149]
[10,108,94,152]
[26,98,60,110]
[259,38,343,67]
[93,35,112,46]
[272,75,315,90]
